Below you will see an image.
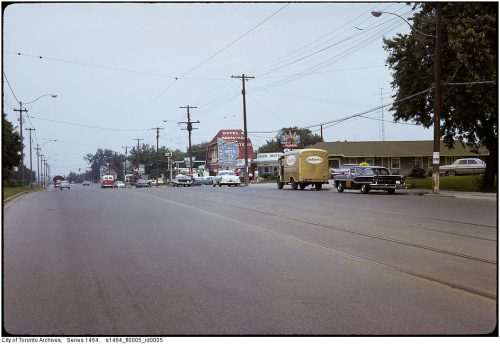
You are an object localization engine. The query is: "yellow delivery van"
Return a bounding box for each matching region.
[277,149,329,190]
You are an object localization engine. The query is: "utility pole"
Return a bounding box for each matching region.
[14,102,28,187]
[25,128,35,189]
[133,139,144,174]
[380,88,385,141]
[122,146,129,181]
[35,145,41,186]
[232,74,254,186]
[151,127,164,187]
[320,124,324,141]
[432,5,443,194]
[179,106,199,177]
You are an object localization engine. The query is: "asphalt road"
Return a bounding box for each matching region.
[3,183,497,335]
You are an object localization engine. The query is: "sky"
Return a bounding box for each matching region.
[2,1,434,177]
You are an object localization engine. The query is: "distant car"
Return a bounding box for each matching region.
[439,158,486,176]
[59,180,71,190]
[114,181,125,188]
[135,179,151,188]
[213,170,241,187]
[333,166,406,194]
[172,175,194,187]
[193,176,213,185]
[101,175,115,189]
[83,181,91,186]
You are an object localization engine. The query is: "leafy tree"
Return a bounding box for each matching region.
[383,3,497,190]
[84,148,125,182]
[2,113,22,181]
[128,144,187,178]
[257,127,323,154]
[189,141,209,161]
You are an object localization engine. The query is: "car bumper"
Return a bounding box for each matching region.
[369,183,406,189]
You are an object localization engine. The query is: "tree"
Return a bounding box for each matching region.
[257,127,323,154]
[383,3,497,190]
[190,141,209,161]
[84,148,125,182]
[2,113,22,183]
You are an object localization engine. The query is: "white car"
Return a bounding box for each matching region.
[213,170,241,187]
[439,158,486,176]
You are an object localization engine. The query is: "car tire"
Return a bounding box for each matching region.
[387,189,395,194]
[277,179,284,189]
[213,184,216,187]
[299,183,306,190]
[336,182,344,193]
[361,184,370,194]
[315,183,322,191]
[291,178,298,190]
[448,170,456,176]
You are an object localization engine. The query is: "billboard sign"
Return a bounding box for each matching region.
[279,131,301,148]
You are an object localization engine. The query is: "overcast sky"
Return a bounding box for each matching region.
[3,1,433,176]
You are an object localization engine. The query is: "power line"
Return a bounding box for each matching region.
[3,72,20,103]
[27,114,149,131]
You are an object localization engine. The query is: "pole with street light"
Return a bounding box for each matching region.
[371,8,442,194]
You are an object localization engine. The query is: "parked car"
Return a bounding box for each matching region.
[59,180,71,190]
[82,181,91,186]
[213,170,241,187]
[193,176,213,185]
[333,166,406,194]
[101,175,115,189]
[439,158,486,176]
[135,179,151,188]
[114,181,126,188]
[172,175,194,187]
[329,164,359,178]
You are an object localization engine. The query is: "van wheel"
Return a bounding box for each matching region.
[277,179,284,189]
[361,184,370,194]
[299,183,306,190]
[336,182,344,193]
[315,183,322,191]
[291,179,298,190]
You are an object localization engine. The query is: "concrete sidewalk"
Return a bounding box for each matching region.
[403,188,497,201]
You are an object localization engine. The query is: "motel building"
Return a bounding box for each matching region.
[205,129,256,175]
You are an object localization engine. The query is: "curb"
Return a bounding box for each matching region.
[3,190,30,204]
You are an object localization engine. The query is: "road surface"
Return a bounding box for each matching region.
[3,183,497,335]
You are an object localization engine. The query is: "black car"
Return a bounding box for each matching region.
[333,166,406,194]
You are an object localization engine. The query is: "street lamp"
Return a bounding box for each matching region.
[14,93,57,187]
[372,8,442,194]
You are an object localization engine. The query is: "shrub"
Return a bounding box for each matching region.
[409,166,426,178]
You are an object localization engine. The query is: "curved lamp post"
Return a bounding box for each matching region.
[15,93,57,187]
[372,8,442,194]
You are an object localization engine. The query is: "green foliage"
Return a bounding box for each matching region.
[257,127,323,154]
[2,113,22,175]
[383,3,497,189]
[84,148,125,182]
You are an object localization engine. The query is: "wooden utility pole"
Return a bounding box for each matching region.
[151,127,164,187]
[25,128,35,189]
[14,102,28,187]
[432,5,443,194]
[231,74,254,186]
[179,106,199,177]
[133,139,144,174]
[122,146,129,179]
[35,145,41,186]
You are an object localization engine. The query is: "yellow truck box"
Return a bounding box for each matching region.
[277,149,329,190]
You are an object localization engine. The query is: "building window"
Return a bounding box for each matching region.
[391,158,401,169]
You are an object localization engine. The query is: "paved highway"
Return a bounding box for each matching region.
[3,183,497,335]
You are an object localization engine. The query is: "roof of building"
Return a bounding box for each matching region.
[309,140,488,157]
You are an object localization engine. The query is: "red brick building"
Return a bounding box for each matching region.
[205,129,256,175]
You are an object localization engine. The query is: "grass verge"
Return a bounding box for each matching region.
[406,175,495,192]
[3,185,42,201]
